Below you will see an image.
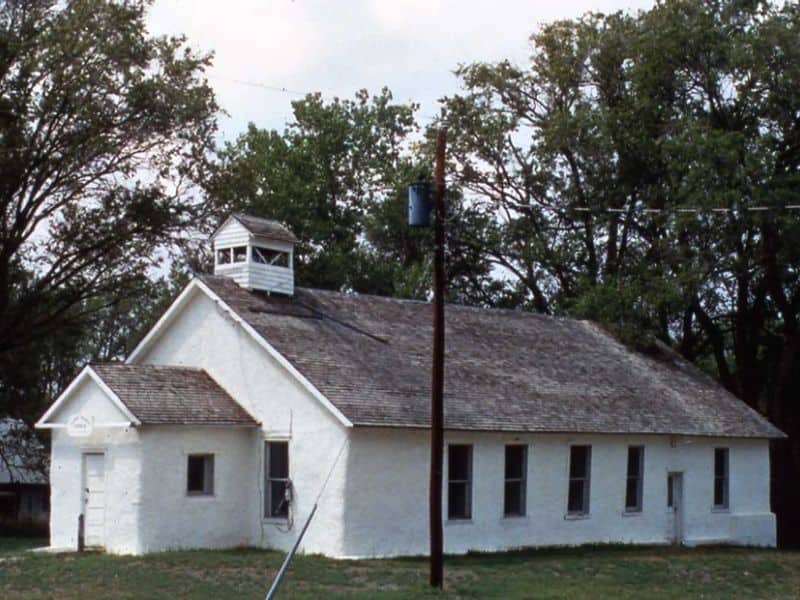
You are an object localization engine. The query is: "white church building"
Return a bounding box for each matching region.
[36,214,784,556]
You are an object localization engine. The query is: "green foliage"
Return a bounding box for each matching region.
[441,0,800,387]
[209,89,417,292]
[209,89,498,303]
[0,0,218,422]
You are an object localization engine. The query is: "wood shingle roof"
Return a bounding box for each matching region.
[90,364,257,426]
[199,275,783,439]
[230,214,298,243]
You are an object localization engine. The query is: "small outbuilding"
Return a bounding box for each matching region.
[0,418,49,530]
[37,214,784,556]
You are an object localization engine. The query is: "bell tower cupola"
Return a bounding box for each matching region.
[211,214,297,295]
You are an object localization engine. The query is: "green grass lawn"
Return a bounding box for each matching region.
[1,540,799,599]
[0,537,43,557]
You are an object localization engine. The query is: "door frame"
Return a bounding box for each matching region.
[81,452,106,548]
[667,471,684,545]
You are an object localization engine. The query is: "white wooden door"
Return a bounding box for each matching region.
[82,453,106,547]
[667,472,684,544]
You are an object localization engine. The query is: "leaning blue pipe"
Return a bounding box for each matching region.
[408,181,432,227]
[265,503,318,600]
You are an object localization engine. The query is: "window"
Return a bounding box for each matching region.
[253,246,290,268]
[625,446,644,512]
[187,454,214,495]
[504,445,527,517]
[567,445,591,515]
[216,248,231,264]
[667,474,674,508]
[265,441,290,518]
[233,246,247,263]
[714,448,729,509]
[448,444,472,520]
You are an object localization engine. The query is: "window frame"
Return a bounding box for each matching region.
[264,440,290,519]
[624,446,645,513]
[447,444,473,521]
[566,445,591,516]
[713,447,730,510]
[186,453,214,496]
[503,444,527,517]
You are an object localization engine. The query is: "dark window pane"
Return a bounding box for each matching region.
[187,456,204,492]
[448,482,470,519]
[187,455,212,494]
[504,481,524,516]
[233,246,247,262]
[667,476,674,507]
[216,249,231,264]
[270,481,288,517]
[568,480,585,513]
[269,442,289,479]
[714,478,725,507]
[505,445,526,479]
[715,448,727,477]
[570,446,588,478]
[625,478,639,510]
[627,447,641,477]
[449,445,471,481]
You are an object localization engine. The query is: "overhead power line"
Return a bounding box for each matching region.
[571,205,800,214]
[208,75,309,97]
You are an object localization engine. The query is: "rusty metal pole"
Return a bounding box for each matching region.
[429,129,446,589]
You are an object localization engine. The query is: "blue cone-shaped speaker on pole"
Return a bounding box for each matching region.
[408,181,432,227]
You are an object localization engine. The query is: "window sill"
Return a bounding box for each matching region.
[186,493,215,499]
[446,518,473,525]
[262,517,289,524]
[622,510,642,517]
[502,514,528,520]
[711,507,730,513]
[564,513,590,521]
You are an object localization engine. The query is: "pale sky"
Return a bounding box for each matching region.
[147,0,654,142]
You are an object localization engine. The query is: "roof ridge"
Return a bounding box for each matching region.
[201,274,583,321]
[294,286,582,320]
[233,212,285,226]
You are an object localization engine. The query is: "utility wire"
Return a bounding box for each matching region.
[208,75,309,97]
[569,205,800,214]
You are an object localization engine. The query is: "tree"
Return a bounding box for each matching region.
[0,0,218,422]
[210,90,500,303]
[440,0,800,544]
[210,89,418,292]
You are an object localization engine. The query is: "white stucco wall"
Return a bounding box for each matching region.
[340,429,775,558]
[48,379,143,554]
[135,286,350,556]
[136,426,258,552]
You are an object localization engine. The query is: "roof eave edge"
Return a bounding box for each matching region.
[349,422,784,438]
